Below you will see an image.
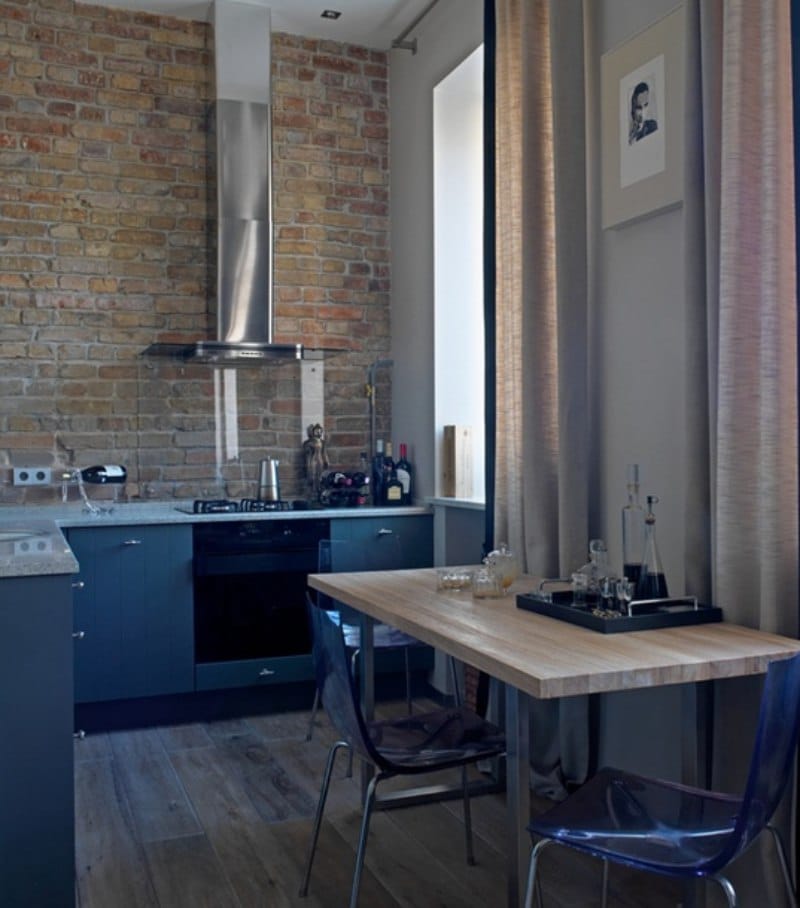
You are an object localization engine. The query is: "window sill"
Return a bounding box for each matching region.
[425,497,486,511]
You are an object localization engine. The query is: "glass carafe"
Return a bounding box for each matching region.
[621,464,645,587]
[484,543,520,593]
[636,495,669,600]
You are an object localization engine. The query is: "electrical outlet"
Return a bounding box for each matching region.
[13,467,52,486]
[14,536,53,556]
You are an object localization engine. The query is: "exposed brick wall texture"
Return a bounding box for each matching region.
[0,0,391,504]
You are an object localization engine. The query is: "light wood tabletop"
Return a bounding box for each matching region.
[308,567,800,907]
[308,567,800,697]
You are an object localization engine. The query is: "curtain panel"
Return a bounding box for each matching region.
[493,0,591,797]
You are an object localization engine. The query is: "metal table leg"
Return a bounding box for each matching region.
[506,684,530,908]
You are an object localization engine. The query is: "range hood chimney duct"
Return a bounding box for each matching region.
[142,1,302,364]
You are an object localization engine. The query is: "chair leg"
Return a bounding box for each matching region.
[299,739,350,897]
[460,764,476,866]
[766,822,798,906]
[350,773,380,908]
[448,655,462,707]
[404,645,412,713]
[711,874,737,907]
[524,839,556,908]
[600,858,609,908]
[306,687,321,741]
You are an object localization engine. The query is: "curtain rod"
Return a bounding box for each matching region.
[391,0,441,54]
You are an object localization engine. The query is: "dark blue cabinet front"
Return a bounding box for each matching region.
[68,525,194,703]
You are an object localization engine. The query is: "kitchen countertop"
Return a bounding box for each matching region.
[0,503,431,579]
[0,501,431,528]
[0,519,79,579]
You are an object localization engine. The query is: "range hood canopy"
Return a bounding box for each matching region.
[143,1,302,365]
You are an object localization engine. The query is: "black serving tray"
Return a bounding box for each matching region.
[515,593,722,634]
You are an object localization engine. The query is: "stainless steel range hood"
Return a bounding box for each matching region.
[143,1,302,365]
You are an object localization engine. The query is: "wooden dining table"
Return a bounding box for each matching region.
[307,567,800,908]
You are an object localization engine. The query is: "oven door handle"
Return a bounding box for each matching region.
[194,549,317,577]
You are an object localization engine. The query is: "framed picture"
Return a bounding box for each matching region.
[601,4,686,229]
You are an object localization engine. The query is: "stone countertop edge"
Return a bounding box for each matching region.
[0,502,431,529]
[0,519,79,579]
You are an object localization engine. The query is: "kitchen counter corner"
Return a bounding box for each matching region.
[0,520,79,579]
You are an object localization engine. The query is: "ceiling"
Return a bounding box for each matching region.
[79,0,435,50]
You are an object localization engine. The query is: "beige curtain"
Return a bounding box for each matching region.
[494,0,590,798]
[684,0,798,902]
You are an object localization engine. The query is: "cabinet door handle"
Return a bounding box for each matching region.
[72,630,85,640]
[74,730,86,740]
[258,668,276,677]
[377,528,394,536]
[71,580,85,590]
[122,539,143,546]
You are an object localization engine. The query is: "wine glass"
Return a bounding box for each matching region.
[616,577,634,615]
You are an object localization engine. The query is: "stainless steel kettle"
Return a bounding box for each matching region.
[258,458,281,502]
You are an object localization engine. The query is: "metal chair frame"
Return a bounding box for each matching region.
[299,595,505,908]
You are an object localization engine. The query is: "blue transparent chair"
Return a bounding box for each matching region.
[523,652,800,908]
[299,593,506,908]
[306,537,455,743]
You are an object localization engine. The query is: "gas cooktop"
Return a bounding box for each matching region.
[177,498,312,515]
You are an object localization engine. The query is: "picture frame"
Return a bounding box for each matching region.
[601,4,686,229]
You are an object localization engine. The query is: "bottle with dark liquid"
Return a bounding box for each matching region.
[621,463,645,587]
[395,443,413,504]
[80,464,127,484]
[636,494,669,599]
[372,439,385,506]
[383,442,403,505]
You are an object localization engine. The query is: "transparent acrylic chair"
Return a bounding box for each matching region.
[299,594,506,908]
[306,537,449,743]
[523,652,800,908]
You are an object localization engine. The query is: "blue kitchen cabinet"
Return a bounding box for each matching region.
[328,514,433,568]
[67,525,194,703]
[0,573,75,907]
[327,514,434,677]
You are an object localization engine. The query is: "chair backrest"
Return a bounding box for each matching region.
[716,652,800,869]
[305,591,388,768]
[316,536,403,621]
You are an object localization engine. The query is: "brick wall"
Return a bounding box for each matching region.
[0,0,391,504]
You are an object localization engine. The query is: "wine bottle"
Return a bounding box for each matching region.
[381,443,402,505]
[80,464,127,484]
[395,443,413,505]
[372,439,385,506]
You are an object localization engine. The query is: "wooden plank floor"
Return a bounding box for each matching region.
[74,699,685,908]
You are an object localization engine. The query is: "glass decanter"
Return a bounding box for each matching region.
[636,495,669,600]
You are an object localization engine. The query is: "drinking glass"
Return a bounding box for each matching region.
[616,577,634,615]
[600,576,616,611]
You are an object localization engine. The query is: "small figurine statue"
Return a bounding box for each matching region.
[303,423,328,501]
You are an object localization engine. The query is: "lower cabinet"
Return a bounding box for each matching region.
[67,525,194,703]
[328,515,434,676]
[66,513,432,708]
[0,573,75,907]
[329,514,433,568]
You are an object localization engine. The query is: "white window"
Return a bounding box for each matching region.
[433,45,485,501]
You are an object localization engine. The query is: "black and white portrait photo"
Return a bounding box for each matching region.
[619,53,666,188]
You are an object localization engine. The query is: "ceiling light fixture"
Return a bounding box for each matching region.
[321,9,341,19]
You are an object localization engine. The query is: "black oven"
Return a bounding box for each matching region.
[192,518,329,689]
